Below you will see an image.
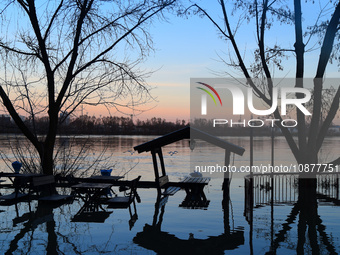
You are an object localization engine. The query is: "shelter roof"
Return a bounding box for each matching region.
[134,126,245,156]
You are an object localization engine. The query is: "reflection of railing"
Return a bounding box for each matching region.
[245,173,340,210]
[317,173,340,202]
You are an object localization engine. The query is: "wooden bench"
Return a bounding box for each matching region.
[32,175,73,203]
[162,186,181,196]
[0,176,30,203]
[158,175,180,196]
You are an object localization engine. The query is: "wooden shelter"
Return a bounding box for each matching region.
[134,126,245,194]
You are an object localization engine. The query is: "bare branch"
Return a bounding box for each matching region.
[316,85,340,152]
[220,0,271,104]
[56,0,94,114]
[0,85,40,151]
[309,2,340,150]
[0,0,175,174]
[43,0,64,42]
[186,4,230,39]
[0,42,39,58]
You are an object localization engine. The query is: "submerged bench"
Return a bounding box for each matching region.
[163,186,181,196]
[0,173,45,203]
[158,175,181,196]
[160,176,211,197]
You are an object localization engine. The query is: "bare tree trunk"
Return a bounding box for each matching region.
[294,0,307,154]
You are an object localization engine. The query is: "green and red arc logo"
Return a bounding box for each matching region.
[196,82,222,106]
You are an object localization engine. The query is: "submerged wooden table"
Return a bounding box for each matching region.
[71,182,113,213]
[179,177,211,209]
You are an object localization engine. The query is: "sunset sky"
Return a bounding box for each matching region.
[89,7,227,122]
[87,1,339,122]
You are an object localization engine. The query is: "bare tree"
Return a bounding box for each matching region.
[0,0,175,175]
[187,0,340,167]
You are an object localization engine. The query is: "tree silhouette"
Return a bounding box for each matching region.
[0,0,175,175]
[187,0,340,166]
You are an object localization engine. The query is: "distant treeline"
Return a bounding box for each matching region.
[2,115,338,136]
[62,115,188,135]
[0,115,188,135]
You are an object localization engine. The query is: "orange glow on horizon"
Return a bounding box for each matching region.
[82,83,190,122]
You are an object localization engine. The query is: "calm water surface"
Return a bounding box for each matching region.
[0,135,339,254]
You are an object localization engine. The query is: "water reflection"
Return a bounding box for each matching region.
[245,174,340,254]
[1,135,340,254]
[133,182,244,255]
[2,198,139,254]
[6,203,58,254]
[1,174,340,254]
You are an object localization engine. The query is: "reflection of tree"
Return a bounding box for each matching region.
[54,232,82,255]
[266,201,299,254]
[296,179,337,255]
[297,179,318,254]
[246,176,338,254]
[5,203,57,254]
[4,202,94,254]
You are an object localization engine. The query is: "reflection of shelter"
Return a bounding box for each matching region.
[134,194,244,255]
[134,126,245,202]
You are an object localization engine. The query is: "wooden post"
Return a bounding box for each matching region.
[151,147,167,195]
[222,149,231,234]
[157,148,166,177]
[249,121,254,255]
[270,126,275,251]
[222,150,231,196]
[151,149,161,193]
[337,173,339,201]
[271,126,274,167]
